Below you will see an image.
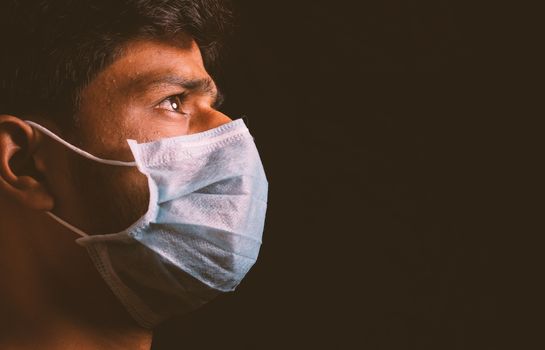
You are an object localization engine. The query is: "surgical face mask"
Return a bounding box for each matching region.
[25,119,268,328]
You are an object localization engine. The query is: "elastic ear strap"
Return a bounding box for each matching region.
[46,211,89,238]
[25,120,137,167]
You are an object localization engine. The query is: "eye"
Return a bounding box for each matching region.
[157,93,188,114]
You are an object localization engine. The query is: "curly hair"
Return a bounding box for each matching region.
[0,0,233,130]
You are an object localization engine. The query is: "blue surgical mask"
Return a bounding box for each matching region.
[25,119,268,328]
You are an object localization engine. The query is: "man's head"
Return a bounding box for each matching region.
[0,0,233,231]
[0,0,235,335]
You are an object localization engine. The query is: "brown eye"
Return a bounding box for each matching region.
[157,93,187,113]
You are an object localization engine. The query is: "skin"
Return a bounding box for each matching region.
[0,34,232,349]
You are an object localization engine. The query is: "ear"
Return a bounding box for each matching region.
[0,115,55,210]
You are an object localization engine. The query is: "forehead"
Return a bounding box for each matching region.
[84,35,209,97]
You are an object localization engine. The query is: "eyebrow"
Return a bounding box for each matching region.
[129,74,224,108]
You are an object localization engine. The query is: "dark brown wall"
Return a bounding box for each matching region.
[152,1,532,349]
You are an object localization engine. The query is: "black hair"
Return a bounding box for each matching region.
[0,0,233,130]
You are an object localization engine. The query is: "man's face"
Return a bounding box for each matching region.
[45,36,231,235]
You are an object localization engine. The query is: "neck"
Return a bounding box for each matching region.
[0,315,152,350]
[0,201,152,349]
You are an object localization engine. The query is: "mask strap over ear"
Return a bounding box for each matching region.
[25,120,137,167]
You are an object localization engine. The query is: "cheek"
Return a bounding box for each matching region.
[75,98,137,162]
[68,155,150,234]
[121,107,193,142]
[108,167,151,227]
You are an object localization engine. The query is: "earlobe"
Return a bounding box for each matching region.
[0,115,55,210]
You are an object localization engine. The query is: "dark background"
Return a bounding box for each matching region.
[152,1,534,349]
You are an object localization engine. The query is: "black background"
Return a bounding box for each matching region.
[152,1,535,349]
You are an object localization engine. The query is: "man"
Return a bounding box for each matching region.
[0,1,268,349]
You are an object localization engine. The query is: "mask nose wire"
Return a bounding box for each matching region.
[25,120,137,167]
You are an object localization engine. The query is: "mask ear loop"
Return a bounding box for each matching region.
[24,120,136,238]
[25,120,137,167]
[46,211,89,238]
